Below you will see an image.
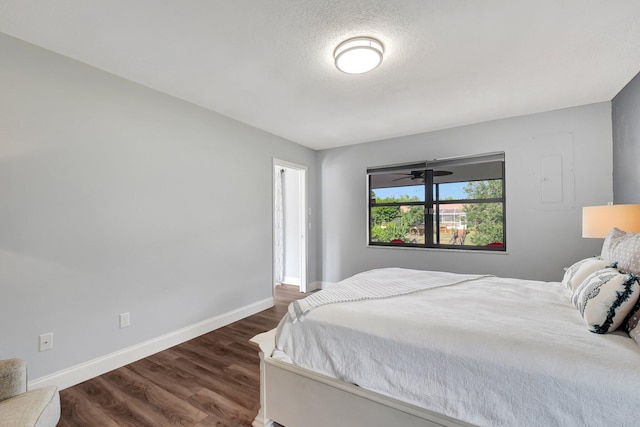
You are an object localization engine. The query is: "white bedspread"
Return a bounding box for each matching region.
[275,268,640,427]
[288,268,491,322]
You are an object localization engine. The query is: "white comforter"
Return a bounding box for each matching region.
[275,268,640,427]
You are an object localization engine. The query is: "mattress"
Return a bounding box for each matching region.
[274,268,640,427]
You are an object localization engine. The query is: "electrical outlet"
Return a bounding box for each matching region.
[119,312,130,328]
[39,333,53,352]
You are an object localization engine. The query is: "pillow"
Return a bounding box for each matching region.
[625,301,640,346]
[601,227,640,275]
[572,269,640,334]
[600,227,626,259]
[561,257,610,292]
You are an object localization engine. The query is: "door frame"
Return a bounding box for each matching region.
[273,158,307,292]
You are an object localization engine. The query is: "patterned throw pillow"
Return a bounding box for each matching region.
[572,269,640,334]
[562,257,610,292]
[600,228,640,275]
[626,301,640,346]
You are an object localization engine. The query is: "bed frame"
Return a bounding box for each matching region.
[250,329,474,427]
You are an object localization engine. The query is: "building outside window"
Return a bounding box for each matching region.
[367,152,506,251]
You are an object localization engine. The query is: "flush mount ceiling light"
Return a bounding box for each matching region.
[334,37,384,74]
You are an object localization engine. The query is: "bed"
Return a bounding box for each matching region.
[251,256,640,426]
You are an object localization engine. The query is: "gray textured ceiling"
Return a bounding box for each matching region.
[1,1,640,150]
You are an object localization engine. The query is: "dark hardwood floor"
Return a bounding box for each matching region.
[57,285,305,427]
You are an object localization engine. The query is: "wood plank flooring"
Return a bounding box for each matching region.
[57,285,305,427]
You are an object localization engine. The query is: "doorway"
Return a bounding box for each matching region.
[273,159,307,293]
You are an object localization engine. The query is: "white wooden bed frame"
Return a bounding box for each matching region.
[250,329,474,427]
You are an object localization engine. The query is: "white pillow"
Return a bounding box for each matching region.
[561,257,610,292]
[572,268,640,334]
[601,227,640,275]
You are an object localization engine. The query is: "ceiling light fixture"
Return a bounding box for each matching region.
[334,37,384,74]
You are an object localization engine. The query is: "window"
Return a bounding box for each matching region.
[368,152,505,251]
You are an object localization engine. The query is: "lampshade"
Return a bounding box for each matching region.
[334,37,383,74]
[582,204,640,238]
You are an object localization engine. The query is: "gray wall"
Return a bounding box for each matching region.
[0,34,317,379]
[318,103,613,283]
[612,71,640,203]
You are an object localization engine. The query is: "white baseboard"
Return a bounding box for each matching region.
[309,281,334,290]
[305,281,320,292]
[29,297,274,391]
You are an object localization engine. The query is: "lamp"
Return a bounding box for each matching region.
[334,37,383,74]
[582,204,640,238]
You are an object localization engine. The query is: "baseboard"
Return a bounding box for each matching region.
[306,281,320,292]
[309,281,334,290]
[29,296,274,391]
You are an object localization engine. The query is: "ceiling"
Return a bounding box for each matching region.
[1,1,640,151]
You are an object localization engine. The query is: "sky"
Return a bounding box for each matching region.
[373,182,467,200]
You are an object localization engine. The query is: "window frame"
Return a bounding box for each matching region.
[367,152,506,251]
